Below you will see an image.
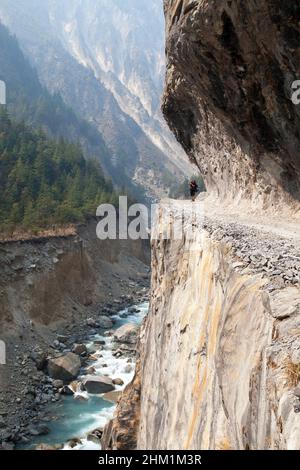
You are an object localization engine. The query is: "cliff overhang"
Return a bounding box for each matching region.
[162,0,300,210]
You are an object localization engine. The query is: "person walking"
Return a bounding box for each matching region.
[189,179,199,202]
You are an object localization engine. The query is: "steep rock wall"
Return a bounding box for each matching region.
[103,201,300,450]
[162,0,300,210]
[102,1,300,450]
[137,205,300,449]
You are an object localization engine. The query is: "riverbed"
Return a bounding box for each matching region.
[22,302,149,450]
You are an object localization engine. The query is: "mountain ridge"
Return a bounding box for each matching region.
[0,0,193,199]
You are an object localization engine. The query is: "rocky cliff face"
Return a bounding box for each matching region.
[0,220,149,435]
[50,0,186,172]
[137,203,300,450]
[101,353,142,450]
[104,199,300,450]
[103,1,300,450]
[162,0,300,211]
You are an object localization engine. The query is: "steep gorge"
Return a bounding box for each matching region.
[0,0,193,200]
[137,203,300,450]
[0,221,150,438]
[103,0,300,450]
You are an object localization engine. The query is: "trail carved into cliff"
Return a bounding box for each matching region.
[102,0,300,450]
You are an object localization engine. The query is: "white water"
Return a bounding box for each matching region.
[66,301,149,450]
[23,302,149,450]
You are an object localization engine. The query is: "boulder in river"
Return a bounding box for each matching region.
[87,434,101,445]
[117,343,136,353]
[82,375,115,394]
[69,380,84,394]
[88,354,100,362]
[86,318,98,328]
[113,378,124,386]
[35,443,63,450]
[67,438,82,449]
[60,385,74,396]
[72,344,87,355]
[87,428,103,444]
[98,316,114,329]
[113,324,139,344]
[128,307,139,314]
[28,424,50,436]
[47,353,81,382]
[104,330,113,337]
[113,350,123,358]
[57,335,68,344]
[53,379,64,389]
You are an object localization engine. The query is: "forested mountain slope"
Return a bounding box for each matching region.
[0,23,147,198]
[0,1,193,199]
[0,107,118,233]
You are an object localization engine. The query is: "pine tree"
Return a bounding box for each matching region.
[0,114,119,233]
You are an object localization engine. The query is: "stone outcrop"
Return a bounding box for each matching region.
[105,201,299,450]
[82,375,115,394]
[113,324,139,345]
[47,353,81,383]
[162,0,300,211]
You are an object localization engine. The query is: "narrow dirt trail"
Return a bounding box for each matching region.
[157,197,299,290]
[161,197,300,246]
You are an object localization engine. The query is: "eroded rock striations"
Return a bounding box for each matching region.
[102,1,300,450]
[101,357,142,450]
[137,203,300,449]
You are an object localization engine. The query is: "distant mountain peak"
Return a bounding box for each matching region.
[0,0,193,199]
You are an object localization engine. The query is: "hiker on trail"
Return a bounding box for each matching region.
[189,179,199,202]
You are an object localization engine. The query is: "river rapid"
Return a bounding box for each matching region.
[22,302,149,450]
